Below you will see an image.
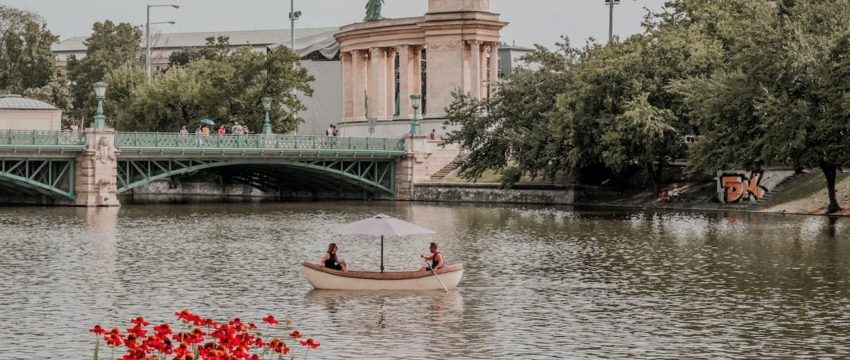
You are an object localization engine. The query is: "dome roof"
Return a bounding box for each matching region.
[0,95,59,110]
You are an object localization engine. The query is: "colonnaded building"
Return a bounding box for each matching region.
[51,0,532,136]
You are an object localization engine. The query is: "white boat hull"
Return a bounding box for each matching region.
[302,262,464,291]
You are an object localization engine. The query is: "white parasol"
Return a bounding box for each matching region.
[331,214,435,272]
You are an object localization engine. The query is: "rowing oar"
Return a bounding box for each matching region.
[424,259,449,292]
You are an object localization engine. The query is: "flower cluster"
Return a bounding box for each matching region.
[90,309,321,360]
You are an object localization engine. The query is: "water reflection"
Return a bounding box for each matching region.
[1,203,850,358]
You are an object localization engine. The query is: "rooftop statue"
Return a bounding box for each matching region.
[365,0,384,21]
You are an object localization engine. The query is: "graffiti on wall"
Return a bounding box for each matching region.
[720,172,768,203]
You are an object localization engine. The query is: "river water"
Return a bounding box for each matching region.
[1,200,849,359]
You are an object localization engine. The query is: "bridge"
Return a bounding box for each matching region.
[0,129,451,206]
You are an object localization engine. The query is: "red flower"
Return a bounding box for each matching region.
[130,316,150,327]
[262,315,279,325]
[289,331,301,339]
[266,338,291,355]
[89,325,106,335]
[153,323,172,337]
[127,325,147,338]
[300,338,321,349]
[105,328,125,346]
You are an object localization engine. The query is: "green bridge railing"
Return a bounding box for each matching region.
[115,132,406,153]
[0,130,85,147]
[0,130,408,155]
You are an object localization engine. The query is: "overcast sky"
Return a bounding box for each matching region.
[8,0,668,48]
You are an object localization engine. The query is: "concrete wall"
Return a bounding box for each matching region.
[298,60,342,135]
[0,109,62,130]
[414,183,575,205]
[132,180,392,201]
[717,168,796,204]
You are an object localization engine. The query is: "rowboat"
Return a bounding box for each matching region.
[302,262,464,291]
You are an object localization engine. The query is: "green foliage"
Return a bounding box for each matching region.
[67,20,142,123]
[0,21,58,93]
[117,38,314,133]
[672,0,850,212]
[0,6,58,94]
[102,61,146,128]
[442,39,577,186]
[22,67,74,124]
[167,47,202,69]
[443,26,720,191]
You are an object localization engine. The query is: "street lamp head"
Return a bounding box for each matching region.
[171,5,180,8]
[93,82,108,99]
[261,97,272,111]
[410,94,422,110]
[166,21,176,25]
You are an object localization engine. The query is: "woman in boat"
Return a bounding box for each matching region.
[321,243,348,272]
[419,242,444,272]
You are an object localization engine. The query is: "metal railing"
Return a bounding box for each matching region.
[0,130,407,155]
[114,132,406,153]
[0,130,85,146]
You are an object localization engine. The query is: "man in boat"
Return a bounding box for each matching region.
[419,242,444,272]
[321,243,348,272]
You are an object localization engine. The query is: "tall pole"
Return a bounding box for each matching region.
[290,0,295,50]
[146,5,151,80]
[608,0,614,42]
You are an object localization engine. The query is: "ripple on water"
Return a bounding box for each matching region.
[1,203,850,358]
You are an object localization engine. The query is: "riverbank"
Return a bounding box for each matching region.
[571,171,850,216]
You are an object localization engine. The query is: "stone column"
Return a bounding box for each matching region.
[75,128,120,207]
[489,42,499,97]
[480,44,488,98]
[368,47,388,120]
[341,52,353,120]
[398,46,413,118]
[469,41,481,99]
[352,50,366,120]
[412,46,422,115]
[386,48,396,118]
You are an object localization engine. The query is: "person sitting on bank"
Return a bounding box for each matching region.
[419,242,444,272]
[659,189,670,205]
[321,243,347,272]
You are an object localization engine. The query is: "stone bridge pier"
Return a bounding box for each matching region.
[396,135,461,200]
[73,128,120,207]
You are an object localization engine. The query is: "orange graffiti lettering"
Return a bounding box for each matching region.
[720,172,767,203]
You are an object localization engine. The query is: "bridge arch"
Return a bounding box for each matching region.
[116,158,398,196]
[0,159,76,202]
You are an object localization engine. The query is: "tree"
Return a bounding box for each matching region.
[673,0,850,213]
[0,5,42,46]
[67,20,142,123]
[0,6,58,94]
[102,61,146,128]
[442,39,578,186]
[117,39,314,133]
[23,67,74,124]
[554,23,723,194]
[119,64,205,132]
[166,47,202,69]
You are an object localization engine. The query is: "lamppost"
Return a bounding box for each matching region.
[605,0,621,42]
[146,4,179,80]
[409,94,422,135]
[93,82,108,129]
[290,0,301,50]
[261,97,273,134]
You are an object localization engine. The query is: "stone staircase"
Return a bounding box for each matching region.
[749,172,806,208]
[430,153,467,180]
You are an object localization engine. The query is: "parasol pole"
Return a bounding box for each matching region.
[424,259,449,292]
[380,235,384,273]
